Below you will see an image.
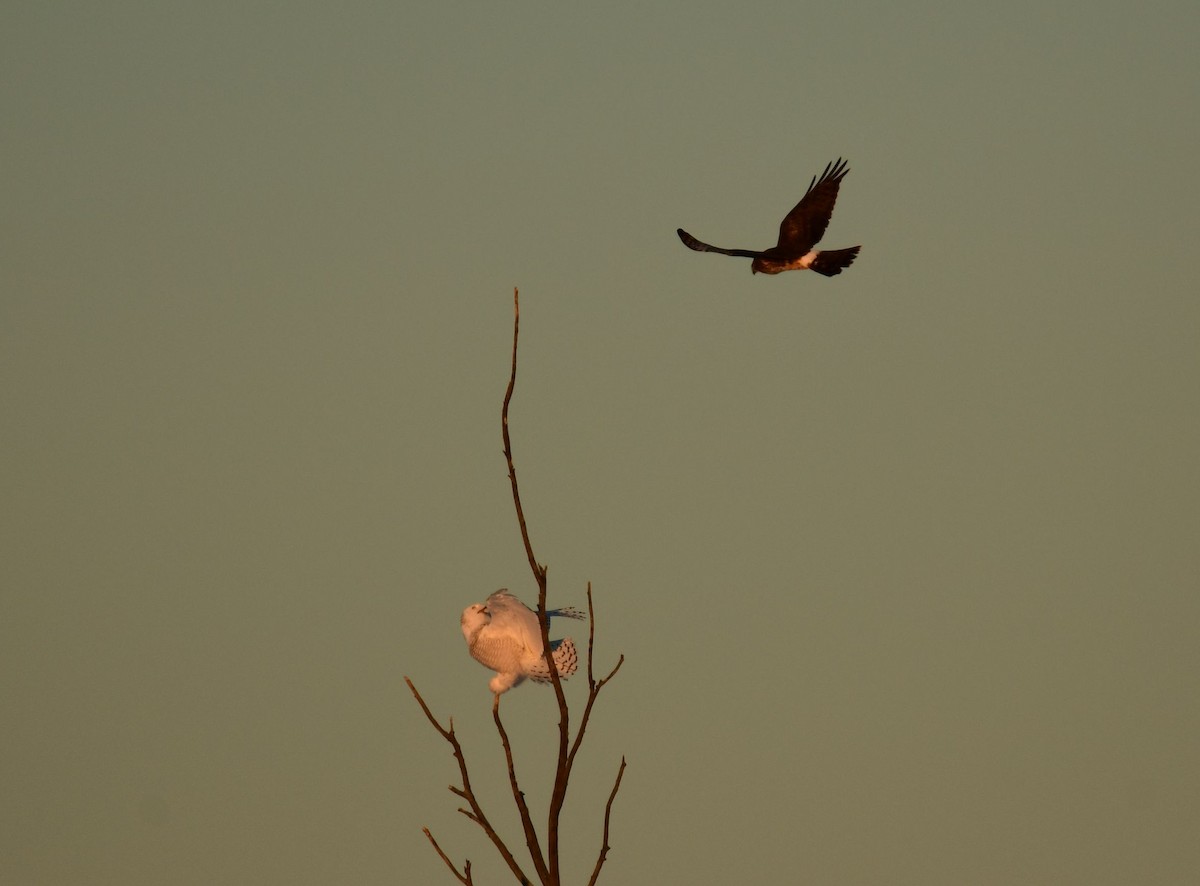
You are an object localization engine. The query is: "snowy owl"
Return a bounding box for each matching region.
[460,590,585,694]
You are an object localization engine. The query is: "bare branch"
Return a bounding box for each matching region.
[493,693,550,883]
[423,828,473,886]
[586,757,627,886]
[567,587,625,769]
[586,583,599,689]
[405,677,532,884]
[500,288,573,884]
[502,287,544,587]
[583,585,626,694]
[411,290,626,886]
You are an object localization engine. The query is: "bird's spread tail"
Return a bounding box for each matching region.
[528,637,579,683]
[809,246,861,277]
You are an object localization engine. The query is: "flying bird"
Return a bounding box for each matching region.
[460,590,585,694]
[677,158,861,276]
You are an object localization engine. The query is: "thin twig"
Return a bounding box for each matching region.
[586,757,627,886]
[587,583,598,690]
[493,693,550,884]
[423,828,473,885]
[567,586,625,768]
[502,287,542,585]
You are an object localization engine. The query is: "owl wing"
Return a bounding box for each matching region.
[775,158,849,255]
[484,590,543,654]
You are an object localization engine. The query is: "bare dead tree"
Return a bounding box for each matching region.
[407,288,625,885]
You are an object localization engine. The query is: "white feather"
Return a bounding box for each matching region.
[460,589,583,694]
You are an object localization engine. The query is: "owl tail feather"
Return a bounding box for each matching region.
[810,246,861,277]
[528,637,579,683]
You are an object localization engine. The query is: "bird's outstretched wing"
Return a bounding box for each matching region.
[775,158,850,254]
[677,228,762,259]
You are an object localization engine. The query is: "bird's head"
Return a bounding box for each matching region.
[460,602,490,642]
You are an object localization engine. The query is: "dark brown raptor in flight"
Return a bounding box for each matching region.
[677,158,861,277]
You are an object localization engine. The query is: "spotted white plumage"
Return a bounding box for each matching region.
[460,590,585,694]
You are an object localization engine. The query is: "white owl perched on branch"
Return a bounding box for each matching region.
[460,590,585,694]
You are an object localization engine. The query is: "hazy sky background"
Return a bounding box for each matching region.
[3,2,1198,883]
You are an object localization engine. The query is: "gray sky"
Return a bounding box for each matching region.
[3,2,1198,883]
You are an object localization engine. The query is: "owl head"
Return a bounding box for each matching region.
[460,602,490,642]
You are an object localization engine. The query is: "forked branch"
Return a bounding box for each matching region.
[422,828,473,886]
[569,584,625,769]
[410,288,625,885]
[406,677,532,885]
